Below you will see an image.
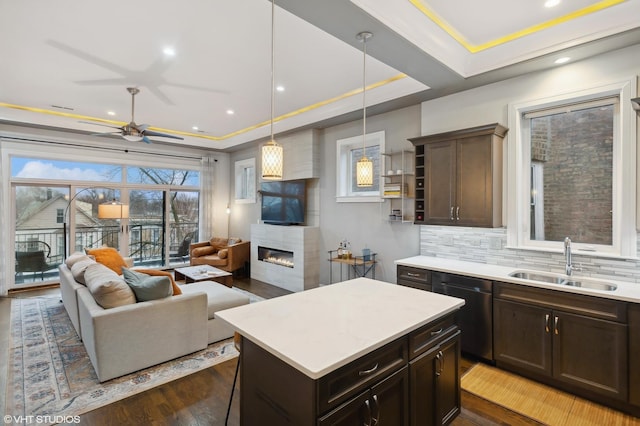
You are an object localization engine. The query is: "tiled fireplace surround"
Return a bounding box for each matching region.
[420,226,640,284]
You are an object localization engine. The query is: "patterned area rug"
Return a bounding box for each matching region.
[5,296,238,423]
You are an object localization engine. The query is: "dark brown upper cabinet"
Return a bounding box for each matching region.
[410,123,507,227]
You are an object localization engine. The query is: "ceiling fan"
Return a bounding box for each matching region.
[83,87,183,143]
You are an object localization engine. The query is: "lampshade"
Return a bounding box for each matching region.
[262,140,283,180]
[98,201,129,219]
[356,156,374,187]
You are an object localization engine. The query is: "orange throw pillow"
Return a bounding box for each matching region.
[135,269,182,295]
[86,247,128,275]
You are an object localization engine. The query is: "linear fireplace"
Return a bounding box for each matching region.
[258,246,294,268]
[251,224,320,292]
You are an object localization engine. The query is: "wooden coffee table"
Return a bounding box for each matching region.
[174,265,233,287]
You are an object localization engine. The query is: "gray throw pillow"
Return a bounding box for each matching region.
[122,268,173,302]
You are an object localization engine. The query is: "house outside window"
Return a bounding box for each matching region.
[56,208,64,224]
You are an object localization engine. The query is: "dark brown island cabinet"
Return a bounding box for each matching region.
[241,312,461,426]
[410,123,507,227]
[216,278,464,426]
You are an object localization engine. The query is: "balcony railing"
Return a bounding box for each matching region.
[14,222,198,285]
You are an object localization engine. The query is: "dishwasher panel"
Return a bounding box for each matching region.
[433,272,493,362]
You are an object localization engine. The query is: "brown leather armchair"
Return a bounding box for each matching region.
[190,237,250,274]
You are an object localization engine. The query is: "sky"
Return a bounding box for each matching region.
[12,158,116,182]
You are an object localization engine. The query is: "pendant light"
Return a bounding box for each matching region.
[356,31,373,187]
[262,0,284,180]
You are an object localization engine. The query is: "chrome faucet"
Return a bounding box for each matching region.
[564,237,573,276]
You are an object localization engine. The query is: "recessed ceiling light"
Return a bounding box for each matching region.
[163,47,176,57]
[192,126,199,131]
[107,111,116,116]
[544,0,560,8]
[276,85,285,92]
[226,109,235,115]
[554,57,570,64]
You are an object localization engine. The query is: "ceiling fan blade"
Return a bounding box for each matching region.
[90,131,122,137]
[137,124,150,131]
[142,136,152,144]
[79,120,123,130]
[142,130,184,140]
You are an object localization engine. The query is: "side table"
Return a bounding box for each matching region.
[327,250,377,284]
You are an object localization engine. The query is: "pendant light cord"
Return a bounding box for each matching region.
[362,34,367,156]
[270,0,276,143]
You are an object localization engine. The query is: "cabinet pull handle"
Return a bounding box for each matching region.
[450,206,454,220]
[364,399,372,426]
[407,272,420,277]
[359,363,379,376]
[456,206,460,221]
[430,328,443,336]
[545,314,550,333]
[435,351,443,377]
[371,394,380,425]
[439,350,444,375]
[554,316,559,335]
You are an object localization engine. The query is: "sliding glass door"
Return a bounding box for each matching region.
[14,185,68,285]
[9,155,201,289]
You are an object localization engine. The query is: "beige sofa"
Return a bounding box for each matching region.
[58,254,250,382]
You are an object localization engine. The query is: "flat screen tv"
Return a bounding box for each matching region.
[260,179,306,225]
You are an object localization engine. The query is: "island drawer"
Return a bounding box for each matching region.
[397,265,431,291]
[409,311,458,359]
[317,337,408,414]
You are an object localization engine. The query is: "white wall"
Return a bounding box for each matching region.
[420,44,640,136]
[231,104,423,284]
[317,105,422,284]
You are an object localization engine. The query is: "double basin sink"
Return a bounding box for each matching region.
[509,270,617,292]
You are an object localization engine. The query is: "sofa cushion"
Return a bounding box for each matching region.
[218,248,228,259]
[192,255,227,267]
[85,247,128,274]
[122,268,173,302]
[133,268,182,295]
[70,258,97,285]
[192,246,217,257]
[209,237,229,250]
[84,263,136,309]
[65,252,94,269]
[180,281,250,319]
[228,237,242,245]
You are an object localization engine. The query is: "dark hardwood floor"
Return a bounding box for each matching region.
[1,277,539,426]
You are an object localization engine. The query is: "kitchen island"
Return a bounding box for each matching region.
[216,277,465,425]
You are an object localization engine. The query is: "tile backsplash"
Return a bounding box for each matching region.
[419,226,640,284]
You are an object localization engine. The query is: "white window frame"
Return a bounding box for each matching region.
[336,131,385,203]
[506,78,637,258]
[234,158,256,204]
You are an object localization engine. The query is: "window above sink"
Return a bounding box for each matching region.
[506,78,637,258]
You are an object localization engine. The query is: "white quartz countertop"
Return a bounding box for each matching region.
[216,277,464,379]
[395,256,640,303]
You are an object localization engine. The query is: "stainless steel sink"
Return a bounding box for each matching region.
[508,270,617,291]
[508,271,566,284]
[564,280,617,291]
